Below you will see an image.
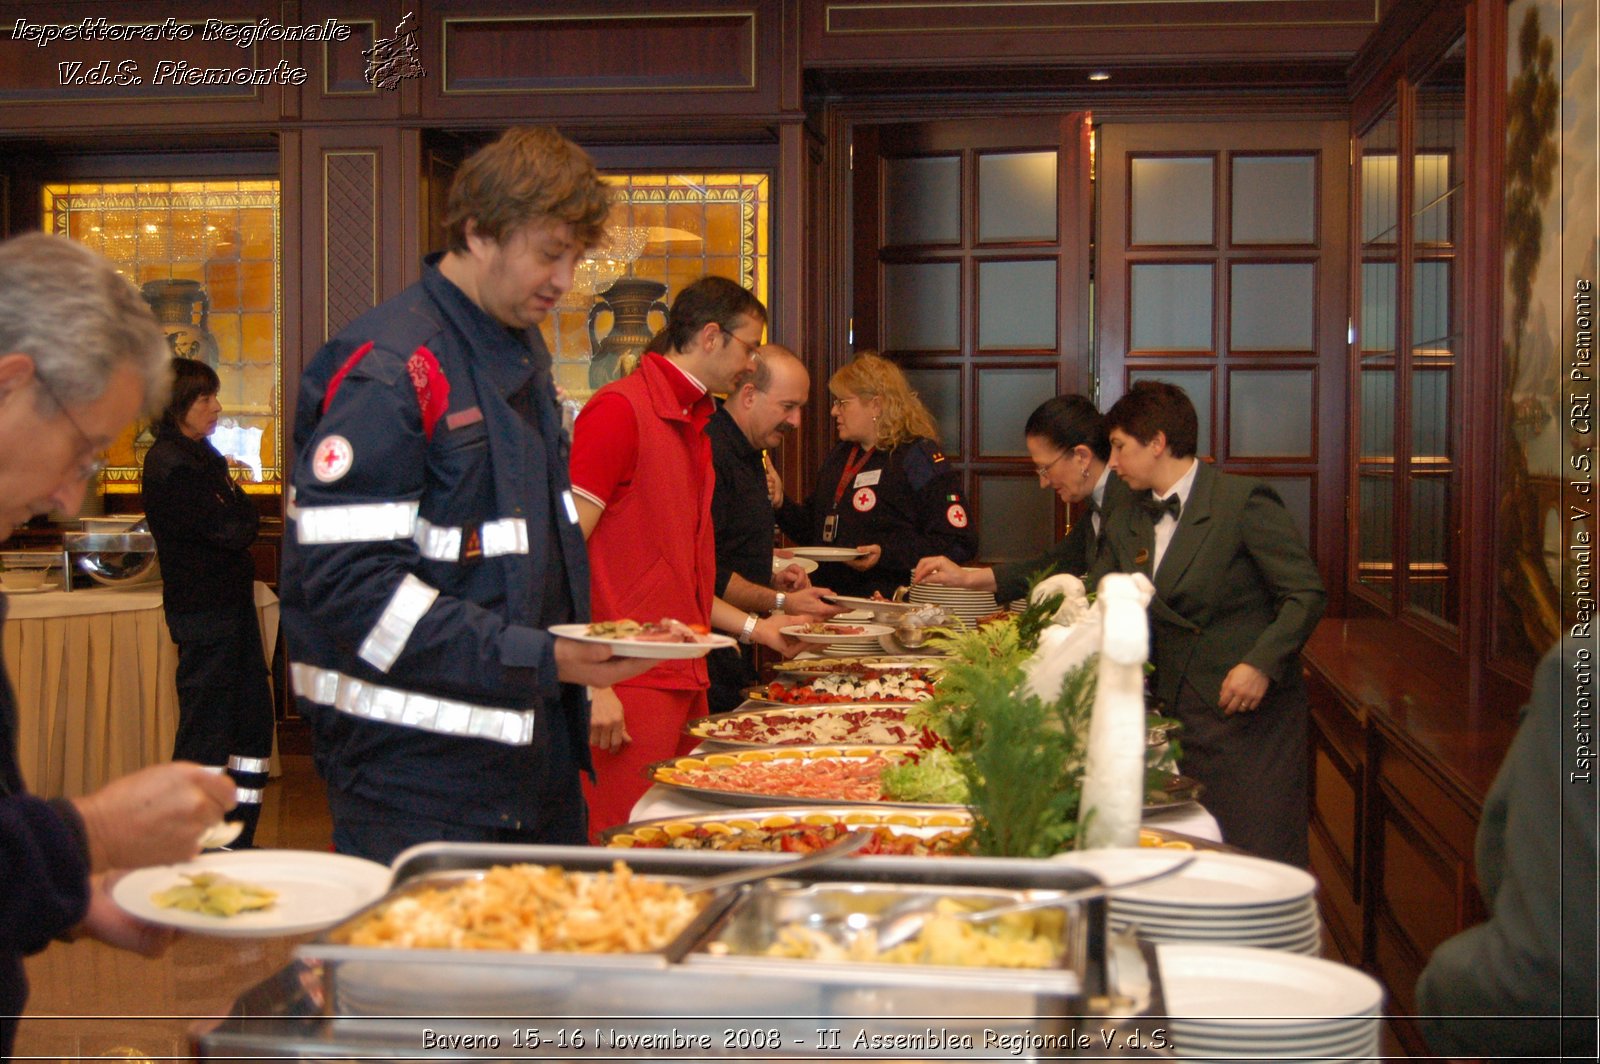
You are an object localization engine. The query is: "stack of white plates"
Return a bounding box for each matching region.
[906,578,1000,625]
[1007,597,1029,613]
[1053,848,1322,955]
[1156,943,1383,1060]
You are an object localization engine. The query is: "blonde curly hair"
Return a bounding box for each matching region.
[829,351,940,449]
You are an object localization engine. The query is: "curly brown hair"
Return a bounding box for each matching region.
[442,126,611,253]
[829,351,940,449]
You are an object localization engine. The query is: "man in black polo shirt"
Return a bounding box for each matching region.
[707,345,840,713]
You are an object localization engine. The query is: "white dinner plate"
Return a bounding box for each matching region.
[0,585,49,595]
[822,595,918,616]
[1157,943,1384,1022]
[1053,848,1316,909]
[113,850,390,937]
[781,623,894,645]
[548,623,737,659]
[772,554,819,575]
[786,546,868,561]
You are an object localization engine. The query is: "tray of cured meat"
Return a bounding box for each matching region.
[601,805,975,856]
[603,806,1215,858]
[741,670,937,706]
[687,704,930,748]
[770,655,942,678]
[644,746,959,809]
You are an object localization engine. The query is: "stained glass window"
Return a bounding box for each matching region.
[540,172,770,402]
[43,180,282,494]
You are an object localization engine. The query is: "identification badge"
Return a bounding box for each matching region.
[823,514,839,542]
[854,468,882,488]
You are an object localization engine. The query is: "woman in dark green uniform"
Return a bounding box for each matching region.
[777,352,977,598]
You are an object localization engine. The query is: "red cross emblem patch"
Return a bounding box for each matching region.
[946,503,968,528]
[312,435,353,483]
[852,487,877,512]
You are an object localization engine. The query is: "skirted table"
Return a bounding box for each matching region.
[2,580,278,798]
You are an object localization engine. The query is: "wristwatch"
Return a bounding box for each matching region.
[738,612,759,644]
[772,591,787,614]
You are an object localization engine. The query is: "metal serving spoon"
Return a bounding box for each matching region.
[870,852,1198,952]
[685,828,872,895]
[198,820,244,850]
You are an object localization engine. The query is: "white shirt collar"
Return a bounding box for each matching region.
[661,356,709,396]
[1091,464,1111,509]
[1163,458,1200,509]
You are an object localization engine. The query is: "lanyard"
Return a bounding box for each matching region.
[831,446,875,510]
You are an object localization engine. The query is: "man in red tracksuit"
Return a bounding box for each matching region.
[570,276,799,834]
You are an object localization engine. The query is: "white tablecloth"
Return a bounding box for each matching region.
[2,581,278,798]
[628,783,1223,843]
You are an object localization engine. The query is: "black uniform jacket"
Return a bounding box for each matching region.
[778,437,977,598]
[281,255,592,829]
[142,424,260,618]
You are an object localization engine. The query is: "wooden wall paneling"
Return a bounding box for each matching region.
[294,128,411,404]
[1306,667,1368,965]
[1463,1,1522,701]
[802,0,1383,67]
[417,0,784,124]
[299,0,408,122]
[0,0,291,129]
[279,129,304,492]
[1368,720,1487,1053]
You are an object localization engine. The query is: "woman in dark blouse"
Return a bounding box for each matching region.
[142,358,273,846]
[777,352,977,597]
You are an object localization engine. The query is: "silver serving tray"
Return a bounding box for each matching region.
[644,745,970,810]
[689,702,926,749]
[295,843,1115,1024]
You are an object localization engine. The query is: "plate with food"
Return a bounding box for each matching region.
[1142,773,1206,814]
[646,746,958,808]
[742,671,937,707]
[786,546,869,561]
[771,656,943,678]
[779,621,894,645]
[549,620,736,659]
[689,704,931,748]
[603,806,974,856]
[820,594,918,617]
[112,850,390,937]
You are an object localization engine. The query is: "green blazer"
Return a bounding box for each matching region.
[1091,461,1325,709]
[992,471,1133,603]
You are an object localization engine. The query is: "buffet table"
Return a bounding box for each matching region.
[1,580,278,798]
[629,784,1225,844]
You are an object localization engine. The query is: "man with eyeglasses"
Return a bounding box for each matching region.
[1,232,237,1058]
[569,276,803,834]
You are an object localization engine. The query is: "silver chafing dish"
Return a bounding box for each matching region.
[195,843,1171,1059]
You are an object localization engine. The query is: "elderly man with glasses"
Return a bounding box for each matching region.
[0,232,238,1058]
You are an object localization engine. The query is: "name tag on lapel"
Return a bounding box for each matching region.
[445,406,484,431]
[854,469,882,488]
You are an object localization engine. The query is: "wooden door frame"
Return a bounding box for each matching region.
[1096,118,1352,605]
[817,102,1093,551]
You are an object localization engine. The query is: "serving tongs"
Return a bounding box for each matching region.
[684,828,872,895]
[867,852,1198,952]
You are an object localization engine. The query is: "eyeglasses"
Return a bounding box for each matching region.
[829,396,858,411]
[719,325,759,358]
[35,373,107,481]
[1033,451,1069,480]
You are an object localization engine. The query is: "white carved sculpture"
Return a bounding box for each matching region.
[1078,573,1156,849]
[1019,571,1156,849]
